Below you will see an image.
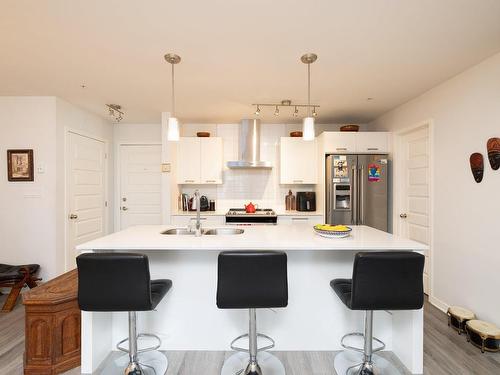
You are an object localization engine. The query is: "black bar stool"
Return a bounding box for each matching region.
[331,251,424,375]
[217,251,288,375]
[77,252,172,375]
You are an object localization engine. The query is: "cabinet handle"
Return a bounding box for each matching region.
[367,147,379,151]
[336,147,347,151]
[205,180,216,183]
[291,217,309,221]
[184,179,195,183]
[293,179,303,183]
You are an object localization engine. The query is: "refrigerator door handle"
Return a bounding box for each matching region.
[359,165,365,225]
[351,166,357,225]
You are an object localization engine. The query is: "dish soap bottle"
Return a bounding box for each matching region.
[285,190,296,211]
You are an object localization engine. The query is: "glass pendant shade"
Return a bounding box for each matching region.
[302,117,315,141]
[167,117,180,141]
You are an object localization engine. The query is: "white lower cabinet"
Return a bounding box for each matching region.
[171,215,225,227]
[278,215,323,225]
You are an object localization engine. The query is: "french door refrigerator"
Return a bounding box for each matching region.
[326,154,389,232]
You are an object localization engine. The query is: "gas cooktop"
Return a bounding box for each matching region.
[226,208,276,216]
[225,208,277,224]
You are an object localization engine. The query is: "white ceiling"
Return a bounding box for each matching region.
[1,0,500,124]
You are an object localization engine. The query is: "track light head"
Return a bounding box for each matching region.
[274,106,279,116]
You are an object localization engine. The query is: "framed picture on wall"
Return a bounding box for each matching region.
[7,149,34,181]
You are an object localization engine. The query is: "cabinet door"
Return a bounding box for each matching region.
[323,132,357,153]
[278,215,323,225]
[200,138,223,184]
[355,132,389,153]
[176,138,201,184]
[280,138,317,184]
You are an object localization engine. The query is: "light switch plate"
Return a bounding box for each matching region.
[161,163,171,173]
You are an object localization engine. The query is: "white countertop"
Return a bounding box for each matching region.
[77,224,428,252]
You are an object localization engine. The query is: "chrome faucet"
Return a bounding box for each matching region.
[193,190,202,237]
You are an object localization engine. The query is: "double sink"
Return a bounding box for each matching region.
[162,228,244,236]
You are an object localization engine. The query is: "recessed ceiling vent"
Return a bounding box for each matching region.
[227,119,272,169]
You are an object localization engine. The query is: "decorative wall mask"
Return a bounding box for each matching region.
[487,137,500,170]
[469,153,484,183]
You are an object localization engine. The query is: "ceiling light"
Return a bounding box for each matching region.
[312,107,317,117]
[164,53,182,141]
[255,105,261,115]
[274,105,279,116]
[301,53,317,141]
[106,104,124,122]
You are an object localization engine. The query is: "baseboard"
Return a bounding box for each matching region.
[429,294,448,313]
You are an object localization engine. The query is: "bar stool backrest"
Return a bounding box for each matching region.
[217,251,288,309]
[351,251,425,311]
[77,252,153,312]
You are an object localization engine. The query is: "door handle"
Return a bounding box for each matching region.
[400,213,408,219]
[122,206,129,211]
[69,214,78,220]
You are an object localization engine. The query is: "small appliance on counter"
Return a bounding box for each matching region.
[180,193,215,211]
[296,192,316,211]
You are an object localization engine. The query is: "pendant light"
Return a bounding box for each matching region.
[301,53,317,141]
[164,53,181,141]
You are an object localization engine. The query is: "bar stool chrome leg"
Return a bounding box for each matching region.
[334,311,402,375]
[101,311,168,375]
[221,309,285,375]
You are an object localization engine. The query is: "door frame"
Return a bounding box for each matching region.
[393,119,435,302]
[115,143,162,231]
[64,128,109,271]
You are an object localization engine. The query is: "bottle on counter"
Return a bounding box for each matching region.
[209,200,216,211]
[285,190,296,211]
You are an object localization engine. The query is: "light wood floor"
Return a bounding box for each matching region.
[1,293,499,374]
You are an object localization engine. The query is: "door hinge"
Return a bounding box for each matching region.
[105,201,108,207]
[104,153,108,159]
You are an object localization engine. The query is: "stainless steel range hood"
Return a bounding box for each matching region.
[227,119,272,169]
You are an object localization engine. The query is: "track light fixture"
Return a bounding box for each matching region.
[252,100,319,118]
[106,104,124,123]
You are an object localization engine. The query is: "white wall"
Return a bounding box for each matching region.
[0,97,58,280]
[0,96,113,280]
[370,52,500,324]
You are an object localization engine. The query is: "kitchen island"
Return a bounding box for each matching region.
[77,224,427,374]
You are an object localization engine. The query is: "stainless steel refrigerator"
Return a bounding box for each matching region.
[326,154,388,232]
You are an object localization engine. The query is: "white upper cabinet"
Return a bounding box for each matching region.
[355,132,389,153]
[280,137,317,184]
[323,132,357,153]
[323,132,389,154]
[200,137,223,184]
[176,137,223,184]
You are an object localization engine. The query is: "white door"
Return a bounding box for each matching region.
[66,132,106,270]
[398,126,431,294]
[120,144,162,229]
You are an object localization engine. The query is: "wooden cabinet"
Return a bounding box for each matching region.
[176,137,223,184]
[323,132,389,154]
[23,269,80,375]
[280,137,317,184]
[171,214,225,227]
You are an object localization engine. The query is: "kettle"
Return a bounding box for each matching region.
[244,202,258,213]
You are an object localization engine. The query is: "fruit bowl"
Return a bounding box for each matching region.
[313,224,352,238]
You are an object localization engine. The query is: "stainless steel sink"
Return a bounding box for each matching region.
[161,228,196,235]
[161,227,245,235]
[203,228,245,235]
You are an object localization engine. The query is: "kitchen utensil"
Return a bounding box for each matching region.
[469,153,484,183]
[290,131,303,137]
[244,202,258,213]
[487,137,500,170]
[340,124,360,132]
[197,132,210,137]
